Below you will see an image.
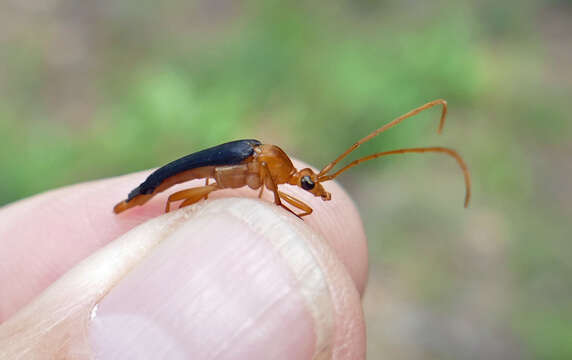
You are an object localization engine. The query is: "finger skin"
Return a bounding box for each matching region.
[0,198,366,359]
[0,160,367,323]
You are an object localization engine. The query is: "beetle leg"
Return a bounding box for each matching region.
[278,191,313,217]
[204,178,209,200]
[260,162,301,217]
[179,195,206,209]
[165,184,219,212]
[258,185,264,198]
[260,162,281,206]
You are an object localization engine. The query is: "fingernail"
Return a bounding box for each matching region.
[89,198,334,360]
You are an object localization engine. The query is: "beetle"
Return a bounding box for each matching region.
[113,99,471,217]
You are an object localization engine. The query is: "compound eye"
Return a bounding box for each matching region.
[300,175,315,190]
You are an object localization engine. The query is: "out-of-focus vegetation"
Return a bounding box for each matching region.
[1,0,571,358]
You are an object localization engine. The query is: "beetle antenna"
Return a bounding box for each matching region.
[318,146,471,208]
[318,99,447,177]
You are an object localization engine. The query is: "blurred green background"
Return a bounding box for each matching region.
[1,0,571,358]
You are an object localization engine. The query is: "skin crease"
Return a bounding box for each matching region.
[0,159,368,359]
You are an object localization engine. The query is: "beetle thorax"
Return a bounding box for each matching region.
[254,144,297,184]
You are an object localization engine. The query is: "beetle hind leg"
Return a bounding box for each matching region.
[165,184,219,212]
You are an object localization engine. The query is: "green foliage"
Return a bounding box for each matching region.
[1,0,570,358]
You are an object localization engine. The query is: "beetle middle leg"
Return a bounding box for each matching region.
[165,183,219,212]
[204,178,210,200]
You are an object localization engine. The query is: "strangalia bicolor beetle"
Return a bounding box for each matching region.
[114,99,471,217]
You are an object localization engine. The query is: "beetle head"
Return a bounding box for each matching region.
[290,168,331,201]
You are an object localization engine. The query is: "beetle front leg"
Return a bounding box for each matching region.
[258,185,264,199]
[278,191,313,217]
[260,162,282,206]
[260,162,299,217]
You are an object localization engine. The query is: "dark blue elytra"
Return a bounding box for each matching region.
[127,139,261,202]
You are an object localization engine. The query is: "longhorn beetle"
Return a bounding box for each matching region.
[113,99,471,217]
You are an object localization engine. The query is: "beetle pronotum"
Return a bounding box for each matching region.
[114,99,471,217]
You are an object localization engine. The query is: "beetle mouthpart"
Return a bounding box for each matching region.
[321,192,331,201]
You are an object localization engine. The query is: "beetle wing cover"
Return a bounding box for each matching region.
[127,139,261,201]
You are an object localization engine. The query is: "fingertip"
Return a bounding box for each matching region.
[0,160,368,324]
[1,197,366,359]
[289,160,369,296]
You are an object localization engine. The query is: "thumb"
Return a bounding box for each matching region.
[0,198,365,359]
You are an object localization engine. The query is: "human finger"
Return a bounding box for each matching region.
[0,159,367,322]
[0,198,365,359]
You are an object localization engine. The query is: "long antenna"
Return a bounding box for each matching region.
[318,146,471,208]
[318,99,447,177]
